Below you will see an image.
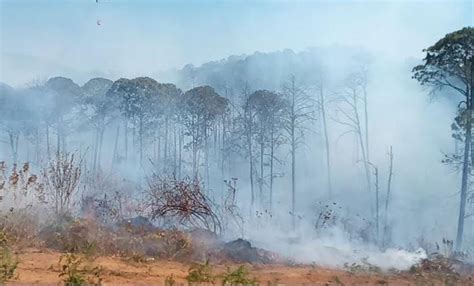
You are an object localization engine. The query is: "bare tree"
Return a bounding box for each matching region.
[313,71,333,198]
[282,75,314,229]
[383,146,394,247]
[42,152,82,215]
[333,72,372,215]
[367,162,380,242]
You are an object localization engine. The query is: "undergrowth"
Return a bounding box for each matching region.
[186,260,215,284]
[221,265,258,286]
[0,229,18,284]
[58,252,102,286]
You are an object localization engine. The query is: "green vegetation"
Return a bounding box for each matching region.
[186,260,215,284]
[221,265,258,286]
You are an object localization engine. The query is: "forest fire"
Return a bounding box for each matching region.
[0,0,473,284]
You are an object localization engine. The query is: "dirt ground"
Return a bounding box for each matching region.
[7,248,474,286]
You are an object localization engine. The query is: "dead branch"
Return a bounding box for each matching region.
[145,174,222,234]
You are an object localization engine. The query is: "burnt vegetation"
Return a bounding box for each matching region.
[0,25,473,284]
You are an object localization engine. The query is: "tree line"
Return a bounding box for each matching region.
[2,26,470,248]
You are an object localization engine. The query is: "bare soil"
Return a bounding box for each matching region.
[6,248,474,286]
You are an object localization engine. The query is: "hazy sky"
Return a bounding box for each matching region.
[0,0,472,85]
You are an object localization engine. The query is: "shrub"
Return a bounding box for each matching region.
[0,230,17,284]
[42,152,82,215]
[146,175,221,234]
[186,260,215,284]
[58,253,102,286]
[0,209,41,248]
[39,216,98,254]
[59,253,86,286]
[221,265,258,286]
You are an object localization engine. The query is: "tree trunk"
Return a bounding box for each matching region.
[291,126,296,230]
[363,83,370,180]
[246,107,255,209]
[112,125,120,168]
[158,135,161,164]
[8,132,19,164]
[374,166,379,242]
[221,118,226,202]
[290,76,296,230]
[456,109,470,250]
[205,127,210,188]
[173,124,177,174]
[35,128,40,166]
[56,130,61,157]
[164,117,169,171]
[456,76,472,250]
[192,139,198,178]
[178,127,183,179]
[93,129,99,171]
[97,127,105,170]
[259,133,264,206]
[124,120,128,160]
[319,87,332,198]
[269,126,275,211]
[46,124,51,161]
[383,146,394,247]
[139,116,144,164]
[353,89,373,217]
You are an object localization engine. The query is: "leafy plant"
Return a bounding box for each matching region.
[58,253,102,286]
[221,265,258,286]
[0,230,17,284]
[59,253,86,286]
[186,260,215,284]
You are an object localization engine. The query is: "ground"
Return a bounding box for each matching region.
[6,248,474,286]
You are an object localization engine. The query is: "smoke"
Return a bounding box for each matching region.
[248,225,427,270]
[0,0,472,270]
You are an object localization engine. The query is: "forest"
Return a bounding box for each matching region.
[0,1,473,285]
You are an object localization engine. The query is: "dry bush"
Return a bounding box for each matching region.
[37,214,195,262]
[0,162,45,248]
[108,227,193,261]
[221,178,244,237]
[313,201,377,244]
[314,202,338,231]
[39,216,100,254]
[81,170,141,224]
[81,192,128,225]
[42,152,82,215]
[0,161,45,208]
[146,175,221,234]
[0,209,41,248]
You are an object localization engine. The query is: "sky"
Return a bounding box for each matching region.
[0,0,472,86]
